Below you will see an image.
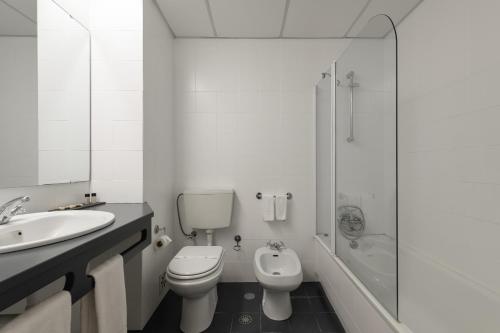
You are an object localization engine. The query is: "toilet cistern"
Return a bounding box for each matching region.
[180,189,234,246]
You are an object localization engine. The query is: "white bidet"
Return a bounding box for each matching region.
[253,245,303,320]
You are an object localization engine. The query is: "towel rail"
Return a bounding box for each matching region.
[256,192,292,200]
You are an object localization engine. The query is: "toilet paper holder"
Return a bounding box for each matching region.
[256,192,292,200]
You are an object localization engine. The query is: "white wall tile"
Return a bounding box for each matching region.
[398,0,500,331]
[91,179,143,202]
[90,0,142,30]
[92,91,143,121]
[111,151,143,181]
[112,121,143,151]
[89,0,143,203]
[91,119,114,151]
[92,60,143,92]
[217,92,239,113]
[91,30,143,61]
[196,91,217,113]
[176,92,196,113]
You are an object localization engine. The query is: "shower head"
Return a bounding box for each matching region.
[346,71,355,79]
[321,72,331,79]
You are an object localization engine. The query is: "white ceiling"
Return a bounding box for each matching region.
[0,0,36,36]
[155,0,423,38]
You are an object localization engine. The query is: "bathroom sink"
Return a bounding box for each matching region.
[0,210,115,254]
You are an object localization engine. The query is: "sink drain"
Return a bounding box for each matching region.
[243,292,255,300]
[238,313,254,325]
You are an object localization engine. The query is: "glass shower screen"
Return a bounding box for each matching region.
[316,68,333,249]
[334,15,398,317]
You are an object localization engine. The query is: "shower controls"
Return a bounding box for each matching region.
[337,205,365,243]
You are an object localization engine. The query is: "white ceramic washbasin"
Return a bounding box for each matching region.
[0,210,115,254]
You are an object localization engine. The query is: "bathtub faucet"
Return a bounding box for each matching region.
[267,240,286,251]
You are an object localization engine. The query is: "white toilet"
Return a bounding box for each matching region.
[166,189,234,333]
[253,244,303,321]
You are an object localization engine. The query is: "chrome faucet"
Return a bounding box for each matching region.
[0,196,30,225]
[267,240,286,251]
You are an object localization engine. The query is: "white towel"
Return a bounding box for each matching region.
[275,194,288,221]
[0,291,71,333]
[262,194,275,221]
[81,255,127,333]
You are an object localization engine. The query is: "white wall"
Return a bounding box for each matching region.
[141,0,175,328]
[89,0,144,203]
[174,38,349,281]
[397,0,500,332]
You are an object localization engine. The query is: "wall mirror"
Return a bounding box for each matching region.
[0,0,90,188]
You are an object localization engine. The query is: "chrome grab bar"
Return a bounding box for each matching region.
[346,71,359,143]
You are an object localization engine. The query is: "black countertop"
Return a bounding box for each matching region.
[0,203,153,311]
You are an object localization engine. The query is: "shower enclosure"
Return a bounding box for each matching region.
[315,14,398,318]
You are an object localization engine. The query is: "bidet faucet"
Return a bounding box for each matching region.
[267,240,286,251]
[0,196,30,225]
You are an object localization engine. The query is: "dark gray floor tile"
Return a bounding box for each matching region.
[217,283,262,313]
[290,283,307,298]
[261,314,290,333]
[217,294,261,313]
[310,297,334,313]
[219,282,262,297]
[136,291,182,333]
[230,313,260,333]
[135,282,344,333]
[315,313,345,333]
[291,298,312,313]
[304,282,325,297]
[288,313,320,333]
[203,313,232,333]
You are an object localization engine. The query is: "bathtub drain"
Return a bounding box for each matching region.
[272,272,280,275]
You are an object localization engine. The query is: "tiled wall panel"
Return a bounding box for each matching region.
[398,0,500,331]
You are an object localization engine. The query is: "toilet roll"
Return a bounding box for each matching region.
[155,235,172,250]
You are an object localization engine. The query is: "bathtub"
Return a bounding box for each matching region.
[337,234,397,315]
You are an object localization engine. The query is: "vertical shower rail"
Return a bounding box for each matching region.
[346,71,359,143]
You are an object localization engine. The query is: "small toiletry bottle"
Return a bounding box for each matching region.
[84,193,90,204]
[91,193,97,203]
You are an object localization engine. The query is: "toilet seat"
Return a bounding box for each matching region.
[167,246,224,280]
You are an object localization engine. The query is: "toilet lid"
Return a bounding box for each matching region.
[168,246,224,277]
